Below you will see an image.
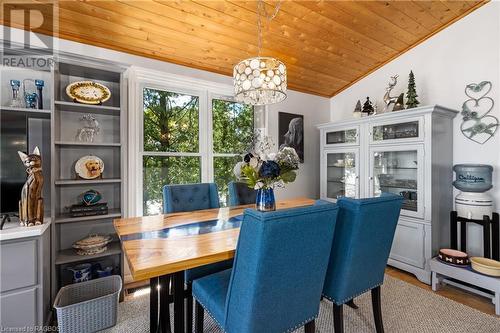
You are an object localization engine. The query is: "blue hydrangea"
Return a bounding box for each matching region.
[259,161,280,178]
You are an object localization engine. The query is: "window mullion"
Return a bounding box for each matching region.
[207,93,215,182]
[141,151,201,157]
[200,90,210,182]
[213,153,240,157]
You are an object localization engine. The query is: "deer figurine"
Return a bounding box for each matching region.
[18,147,44,226]
[383,75,399,112]
[76,114,100,142]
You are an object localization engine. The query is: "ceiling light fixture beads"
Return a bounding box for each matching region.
[234,57,287,105]
[234,0,287,105]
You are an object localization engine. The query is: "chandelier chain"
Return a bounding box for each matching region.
[257,0,282,57]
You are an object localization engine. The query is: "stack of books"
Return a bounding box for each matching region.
[69,202,108,217]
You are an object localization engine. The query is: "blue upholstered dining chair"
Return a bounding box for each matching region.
[228,181,256,206]
[192,203,339,333]
[162,183,233,329]
[321,194,403,333]
[163,182,220,214]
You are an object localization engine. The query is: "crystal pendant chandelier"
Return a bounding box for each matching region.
[234,1,287,105]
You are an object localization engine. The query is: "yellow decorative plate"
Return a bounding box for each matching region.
[470,257,500,277]
[66,81,111,105]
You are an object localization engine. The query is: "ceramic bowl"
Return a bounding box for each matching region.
[438,249,469,266]
[470,257,500,277]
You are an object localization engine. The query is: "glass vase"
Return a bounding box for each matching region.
[256,188,276,212]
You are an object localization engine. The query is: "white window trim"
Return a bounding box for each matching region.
[127,66,240,216]
[208,92,251,182]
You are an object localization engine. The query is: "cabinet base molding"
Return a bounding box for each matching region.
[388,259,431,284]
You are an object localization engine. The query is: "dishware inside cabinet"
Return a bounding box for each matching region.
[325,150,358,200]
[372,149,422,215]
[372,120,421,142]
[325,127,358,145]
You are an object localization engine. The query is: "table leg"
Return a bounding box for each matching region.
[173,271,185,333]
[159,274,172,333]
[431,272,442,292]
[495,291,500,316]
[150,277,159,333]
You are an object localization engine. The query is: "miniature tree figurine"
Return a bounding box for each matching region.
[353,100,362,118]
[362,97,374,116]
[406,71,420,109]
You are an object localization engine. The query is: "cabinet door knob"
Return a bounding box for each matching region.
[369,176,373,180]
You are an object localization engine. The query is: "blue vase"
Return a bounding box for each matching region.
[256,188,276,212]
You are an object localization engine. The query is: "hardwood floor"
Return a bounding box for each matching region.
[385,266,496,316]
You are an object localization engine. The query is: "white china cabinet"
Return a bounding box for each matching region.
[318,105,458,284]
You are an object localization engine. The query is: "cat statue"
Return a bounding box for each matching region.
[18,147,44,226]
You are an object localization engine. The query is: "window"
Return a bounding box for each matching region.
[212,98,254,206]
[142,87,201,215]
[140,86,254,215]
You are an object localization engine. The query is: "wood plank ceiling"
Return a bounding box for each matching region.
[1,0,486,97]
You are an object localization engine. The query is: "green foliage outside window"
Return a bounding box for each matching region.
[143,88,199,153]
[143,88,201,215]
[212,99,254,154]
[212,99,254,206]
[142,88,253,215]
[143,156,201,215]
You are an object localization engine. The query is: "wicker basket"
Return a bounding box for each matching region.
[54,275,122,333]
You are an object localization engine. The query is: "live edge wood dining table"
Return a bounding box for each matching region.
[113,197,315,333]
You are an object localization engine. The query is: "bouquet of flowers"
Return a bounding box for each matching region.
[233,135,300,190]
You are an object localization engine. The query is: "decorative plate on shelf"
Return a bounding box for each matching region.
[66,81,111,105]
[75,155,104,179]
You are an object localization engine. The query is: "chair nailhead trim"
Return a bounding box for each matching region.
[284,315,317,333]
[194,296,317,333]
[193,296,225,330]
[322,283,382,305]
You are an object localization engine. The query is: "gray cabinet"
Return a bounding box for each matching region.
[318,105,458,284]
[0,224,51,330]
[0,239,37,292]
[389,220,426,269]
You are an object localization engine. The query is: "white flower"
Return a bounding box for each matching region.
[267,153,277,161]
[233,161,245,179]
[276,146,300,170]
[249,157,260,169]
[254,181,264,190]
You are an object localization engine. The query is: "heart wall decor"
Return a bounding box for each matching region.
[460,81,498,144]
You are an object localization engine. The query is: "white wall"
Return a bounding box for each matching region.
[267,91,330,200]
[329,2,500,255]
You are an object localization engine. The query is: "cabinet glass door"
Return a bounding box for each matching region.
[370,146,424,218]
[371,118,422,143]
[326,128,358,145]
[325,150,358,200]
